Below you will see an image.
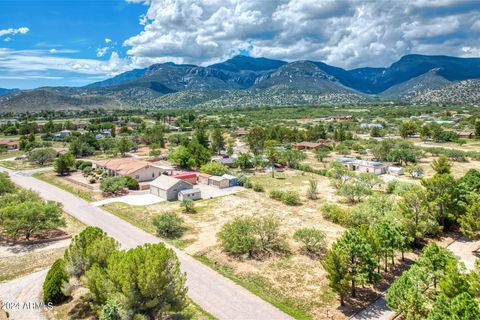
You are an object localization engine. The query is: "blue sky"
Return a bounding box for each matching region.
[1,0,480,89]
[0,0,146,88]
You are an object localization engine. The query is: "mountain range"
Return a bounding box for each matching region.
[1,54,480,112]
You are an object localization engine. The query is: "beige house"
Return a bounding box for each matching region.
[94,158,167,182]
[150,175,193,201]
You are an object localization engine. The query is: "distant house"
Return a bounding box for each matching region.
[236,128,248,136]
[173,172,198,184]
[178,188,201,201]
[150,175,193,201]
[360,123,383,129]
[208,175,230,189]
[292,142,329,150]
[336,157,387,175]
[0,139,19,151]
[59,130,72,137]
[457,131,474,139]
[212,156,235,167]
[222,174,238,187]
[387,166,404,176]
[335,115,353,121]
[94,158,167,182]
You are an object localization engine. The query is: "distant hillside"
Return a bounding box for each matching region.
[2,54,480,112]
[0,88,18,96]
[0,87,129,112]
[411,79,480,104]
[379,68,452,98]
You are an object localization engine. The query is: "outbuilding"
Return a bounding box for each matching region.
[208,175,229,189]
[198,173,211,185]
[149,175,193,201]
[178,188,201,201]
[173,172,198,184]
[222,174,238,187]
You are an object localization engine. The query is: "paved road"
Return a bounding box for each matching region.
[0,168,292,320]
[0,270,47,320]
[352,237,480,320]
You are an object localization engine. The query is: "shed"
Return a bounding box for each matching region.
[208,175,229,189]
[178,188,201,201]
[222,174,238,187]
[173,172,198,184]
[150,175,193,201]
[198,173,211,185]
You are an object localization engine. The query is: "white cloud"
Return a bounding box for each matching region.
[3,37,12,42]
[123,0,480,69]
[96,46,110,57]
[0,27,29,37]
[0,48,129,76]
[49,48,57,53]
[105,38,112,43]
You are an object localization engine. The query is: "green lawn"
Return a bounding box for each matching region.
[32,170,96,202]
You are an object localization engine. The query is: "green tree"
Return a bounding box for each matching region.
[152,212,185,238]
[459,194,480,239]
[188,139,211,168]
[422,173,458,227]
[116,137,133,156]
[247,126,266,155]
[431,155,452,174]
[98,137,116,154]
[428,292,480,320]
[54,152,75,176]
[28,148,57,165]
[386,264,429,320]
[85,243,187,318]
[0,200,65,240]
[278,149,306,168]
[333,228,378,297]
[64,226,118,277]
[194,125,209,148]
[399,121,418,138]
[168,145,194,168]
[43,258,68,304]
[418,242,456,289]
[266,147,277,178]
[438,259,469,298]
[293,228,326,256]
[322,247,350,306]
[328,161,353,189]
[210,127,225,154]
[398,187,438,246]
[200,161,227,175]
[475,119,480,138]
[234,153,252,169]
[337,181,371,203]
[314,149,330,162]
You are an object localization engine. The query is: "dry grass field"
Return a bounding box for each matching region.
[103,171,353,319]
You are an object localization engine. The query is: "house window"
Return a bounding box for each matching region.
[152,173,155,178]
[135,175,140,179]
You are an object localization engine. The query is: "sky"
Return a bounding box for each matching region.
[1,0,480,89]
